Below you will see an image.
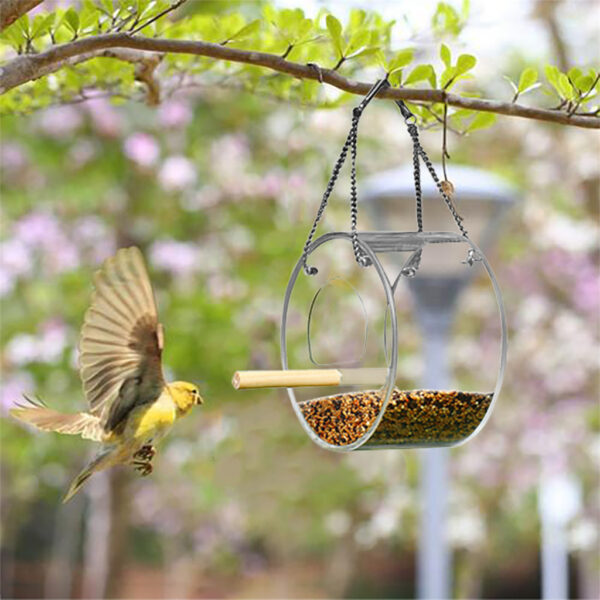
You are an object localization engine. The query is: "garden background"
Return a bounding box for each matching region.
[1,1,599,598]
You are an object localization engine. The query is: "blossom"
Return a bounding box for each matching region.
[38,106,83,139]
[5,319,69,366]
[158,156,197,191]
[85,97,122,137]
[14,211,62,247]
[0,372,34,415]
[149,239,199,277]
[0,142,28,171]
[123,132,160,168]
[158,99,192,128]
[0,238,33,278]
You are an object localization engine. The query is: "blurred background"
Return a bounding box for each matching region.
[1,0,599,598]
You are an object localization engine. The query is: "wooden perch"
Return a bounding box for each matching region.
[232,368,390,389]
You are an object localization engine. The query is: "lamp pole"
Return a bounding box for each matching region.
[411,278,464,599]
[363,164,517,600]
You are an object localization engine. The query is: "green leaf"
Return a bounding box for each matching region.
[388,48,413,73]
[228,20,260,43]
[404,64,435,87]
[574,75,595,94]
[432,3,463,36]
[17,14,30,37]
[567,67,582,83]
[503,75,518,94]
[64,8,80,36]
[346,28,370,54]
[1,22,26,50]
[31,13,55,39]
[326,14,343,56]
[347,46,381,61]
[544,64,560,87]
[440,66,456,89]
[466,112,496,132]
[518,67,538,92]
[455,54,476,75]
[440,43,451,68]
[557,73,574,100]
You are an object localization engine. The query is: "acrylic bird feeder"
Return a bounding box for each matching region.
[233,78,507,452]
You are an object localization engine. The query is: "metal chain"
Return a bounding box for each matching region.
[301,78,390,276]
[349,116,372,267]
[300,124,356,275]
[300,86,470,278]
[407,123,424,232]
[396,100,469,238]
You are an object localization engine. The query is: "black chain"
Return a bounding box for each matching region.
[300,122,357,275]
[301,78,389,275]
[349,115,371,267]
[300,86,470,277]
[396,100,469,238]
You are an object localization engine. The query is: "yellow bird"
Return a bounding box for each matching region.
[10,247,203,502]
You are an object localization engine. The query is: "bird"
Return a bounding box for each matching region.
[10,246,203,503]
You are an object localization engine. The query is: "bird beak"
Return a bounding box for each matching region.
[196,390,204,405]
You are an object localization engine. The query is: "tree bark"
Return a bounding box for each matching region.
[0,0,42,32]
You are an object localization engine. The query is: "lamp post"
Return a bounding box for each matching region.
[363,164,517,600]
[539,470,581,599]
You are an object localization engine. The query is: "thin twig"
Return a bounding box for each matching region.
[128,0,188,36]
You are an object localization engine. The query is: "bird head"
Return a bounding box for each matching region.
[169,381,204,416]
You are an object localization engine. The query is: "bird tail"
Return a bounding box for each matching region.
[63,447,117,503]
[10,396,103,442]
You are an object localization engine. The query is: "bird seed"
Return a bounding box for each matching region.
[299,389,493,448]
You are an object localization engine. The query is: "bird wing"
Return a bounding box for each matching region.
[78,247,165,432]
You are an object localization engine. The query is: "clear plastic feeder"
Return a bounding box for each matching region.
[280,230,507,452]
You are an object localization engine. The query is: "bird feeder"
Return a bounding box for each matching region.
[233,78,507,452]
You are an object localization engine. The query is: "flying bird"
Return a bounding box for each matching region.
[10,247,203,502]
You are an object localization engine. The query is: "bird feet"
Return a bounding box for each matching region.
[133,460,153,476]
[134,444,156,461]
[132,445,156,477]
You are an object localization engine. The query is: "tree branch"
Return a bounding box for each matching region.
[1,32,598,129]
[0,0,42,32]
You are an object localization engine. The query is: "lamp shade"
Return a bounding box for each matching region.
[362,164,518,260]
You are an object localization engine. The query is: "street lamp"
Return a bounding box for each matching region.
[362,164,517,600]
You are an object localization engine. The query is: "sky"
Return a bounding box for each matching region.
[275,0,600,77]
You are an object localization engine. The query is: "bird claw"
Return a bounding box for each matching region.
[133,460,153,477]
[134,445,156,461]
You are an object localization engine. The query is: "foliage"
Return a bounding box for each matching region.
[1,1,599,131]
[0,2,599,597]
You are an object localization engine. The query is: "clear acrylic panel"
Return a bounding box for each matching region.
[281,231,506,452]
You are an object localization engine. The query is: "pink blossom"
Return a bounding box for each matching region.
[38,106,83,138]
[573,268,600,315]
[0,372,34,415]
[0,270,15,297]
[0,238,33,277]
[73,216,116,263]
[5,319,69,366]
[85,97,122,137]
[68,139,97,168]
[158,156,197,191]
[123,132,160,168]
[158,99,192,128]
[0,142,28,171]
[38,319,69,363]
[14,211,62,247]
[5,334,39,366]
[150,239,199,277]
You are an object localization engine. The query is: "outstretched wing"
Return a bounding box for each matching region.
[79,247,165,432]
